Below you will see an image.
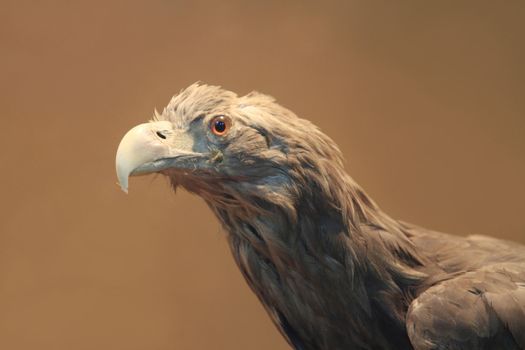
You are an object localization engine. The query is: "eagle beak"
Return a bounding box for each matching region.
[115,121,194,193]
[116,121,172,193]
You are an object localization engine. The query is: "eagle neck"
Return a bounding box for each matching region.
[207,172,426,349]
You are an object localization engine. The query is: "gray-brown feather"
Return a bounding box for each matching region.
[157,83,525,350]
[405,224,525,349]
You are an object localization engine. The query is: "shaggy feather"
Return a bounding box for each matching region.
[147,83,525,350]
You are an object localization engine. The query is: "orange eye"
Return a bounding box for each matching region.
[210,115,231,136]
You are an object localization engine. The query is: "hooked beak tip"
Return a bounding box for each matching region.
[117,176,129,193]
[116,161,131,194]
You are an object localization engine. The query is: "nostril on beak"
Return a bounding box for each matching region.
[156,131,167,139]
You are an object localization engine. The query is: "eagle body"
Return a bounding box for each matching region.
[116,84,525,349]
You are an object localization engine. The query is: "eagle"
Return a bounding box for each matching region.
[115,83,525,350]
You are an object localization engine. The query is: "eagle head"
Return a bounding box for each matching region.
[116,83,344,213]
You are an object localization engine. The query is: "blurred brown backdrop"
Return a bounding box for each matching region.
[1,1,524,349]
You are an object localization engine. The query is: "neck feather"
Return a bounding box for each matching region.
[199,161,429,348]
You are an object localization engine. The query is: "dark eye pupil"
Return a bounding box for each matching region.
[214,120,226,132]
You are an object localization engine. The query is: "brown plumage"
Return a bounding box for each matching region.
[116,83,525,350]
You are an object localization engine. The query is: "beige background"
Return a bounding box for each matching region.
[1,1,524,349]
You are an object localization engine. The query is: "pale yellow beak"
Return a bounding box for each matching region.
[115,121,174,193]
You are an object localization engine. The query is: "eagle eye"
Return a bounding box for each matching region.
[210,115,231,136]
